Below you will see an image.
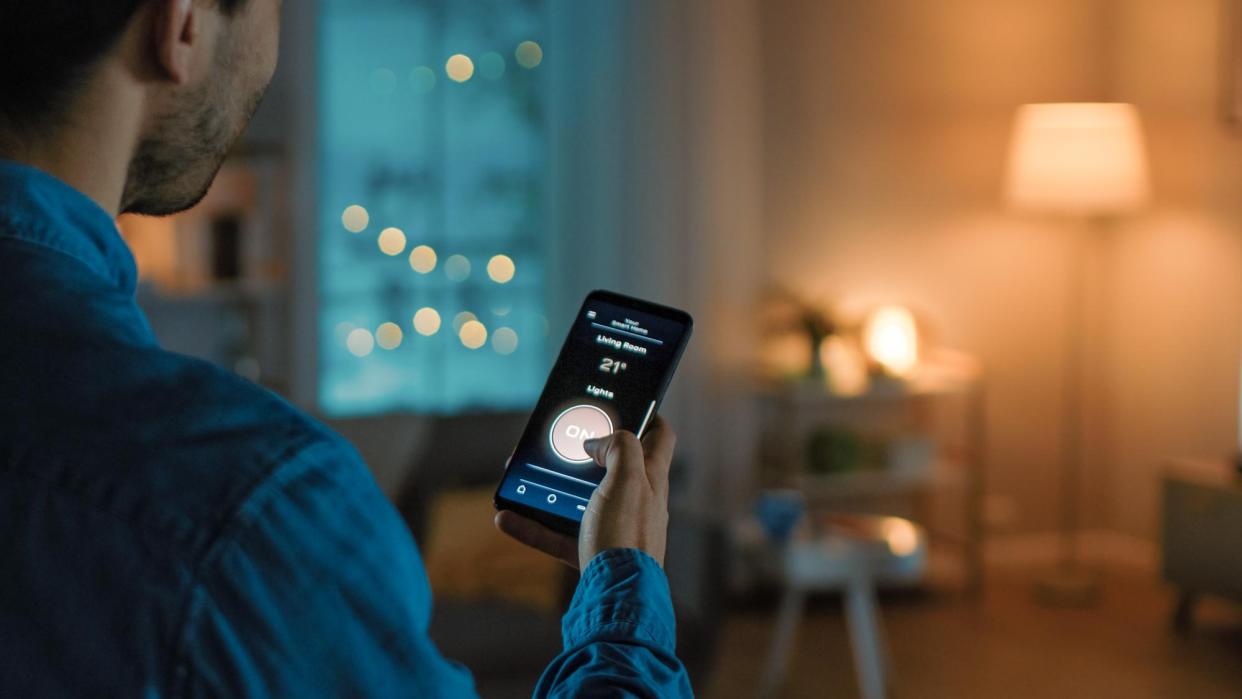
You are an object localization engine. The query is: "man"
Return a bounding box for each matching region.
[0,1,692,696]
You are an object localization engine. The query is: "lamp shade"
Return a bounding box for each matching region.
[1004,102,1150,214]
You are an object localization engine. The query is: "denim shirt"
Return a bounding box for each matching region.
[0,161,692,698]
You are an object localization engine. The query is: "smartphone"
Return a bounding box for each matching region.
[494,290,693,535]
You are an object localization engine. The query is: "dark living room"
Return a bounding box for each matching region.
[3,1,1242,697]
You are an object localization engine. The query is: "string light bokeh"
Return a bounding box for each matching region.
[320,14,548,414]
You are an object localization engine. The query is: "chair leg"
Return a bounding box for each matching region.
[759,587,806,699]
[844,575,889,699]
[1172,591,1197,634]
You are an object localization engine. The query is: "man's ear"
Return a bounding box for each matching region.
[152,0,197,85]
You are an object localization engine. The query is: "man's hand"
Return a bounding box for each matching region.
[494,416,676,570]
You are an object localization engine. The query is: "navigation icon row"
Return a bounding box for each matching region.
[515,483,558,504]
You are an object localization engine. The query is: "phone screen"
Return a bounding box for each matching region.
[494,290,692,534]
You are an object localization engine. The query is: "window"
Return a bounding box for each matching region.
[318,0,549,415]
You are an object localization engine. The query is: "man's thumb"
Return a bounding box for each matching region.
[583,435,610,466]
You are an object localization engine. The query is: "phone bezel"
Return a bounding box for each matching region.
[493,289,693,537]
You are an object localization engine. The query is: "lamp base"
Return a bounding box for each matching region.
[1033,567,1101,607]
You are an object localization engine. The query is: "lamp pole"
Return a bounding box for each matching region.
[1003,103,1149,606]
[1034,219,1101,606]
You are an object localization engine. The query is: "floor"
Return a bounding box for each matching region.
[704,567,1242,699]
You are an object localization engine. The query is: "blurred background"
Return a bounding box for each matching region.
[115,0,1242,696]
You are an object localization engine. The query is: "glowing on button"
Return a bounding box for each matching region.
[549,404,614,464]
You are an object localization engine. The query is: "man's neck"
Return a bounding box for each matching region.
[0,67,143,218]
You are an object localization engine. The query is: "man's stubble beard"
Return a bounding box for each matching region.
[120,62,269,218]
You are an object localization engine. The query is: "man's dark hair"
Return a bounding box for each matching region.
[0,0,244,134]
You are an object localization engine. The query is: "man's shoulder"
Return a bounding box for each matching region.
[115,348,370,546]
[3,341,368,561]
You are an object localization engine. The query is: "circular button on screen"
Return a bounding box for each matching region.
[549,404,614,463]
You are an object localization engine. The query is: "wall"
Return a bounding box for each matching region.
[1106,0,1242,537]
[761,0,1242,538]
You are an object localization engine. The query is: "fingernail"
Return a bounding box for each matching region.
[583,437,601,453]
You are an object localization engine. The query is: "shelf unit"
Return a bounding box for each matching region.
[122,144,293,395]
[755,364,988,594]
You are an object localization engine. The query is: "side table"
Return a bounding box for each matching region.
[757,515,926,699]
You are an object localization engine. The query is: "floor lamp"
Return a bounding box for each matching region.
[1003,103,1150,605]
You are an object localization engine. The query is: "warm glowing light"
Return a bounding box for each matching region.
[341,205,369,233]
[452,311,477,333]
[408,245,437,273]
[863,306,920,377]
[880,517,921,557]
[413,307,441,336]
[819,336,868,396]
[486,254,516,283]
[1004,103,1149,214]
[515,41,543,69]
[370,68,397,95]
[445,54,475,82]
[492,326,519,355]
[116,214,176,285]
[377,227,407,256]
[445,254,471,281]
[410,66,436,93]
[346,328,375,357]
[376,322,403,350]
[478,52,506,79]
[459,320,488,349]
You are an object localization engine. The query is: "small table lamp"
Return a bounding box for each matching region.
[1004,102,1150,605]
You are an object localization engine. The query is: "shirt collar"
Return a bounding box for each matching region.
[0,159,138,295]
